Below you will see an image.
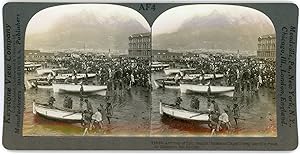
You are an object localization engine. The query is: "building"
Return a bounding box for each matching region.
[128,32,151,57]
[25,50,55,62]
[257,34,276,60]
[152,50,183,61]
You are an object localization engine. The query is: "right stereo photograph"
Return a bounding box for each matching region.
[150,4,276,137]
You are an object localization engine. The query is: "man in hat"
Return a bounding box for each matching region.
[174,96,182,109]
[211,100,220,114]
[48,96,55,107]
[190,96,196,109]
[63,96,69,108]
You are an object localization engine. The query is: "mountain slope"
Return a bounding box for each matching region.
[152,10,275,53]
[25,10,150,52]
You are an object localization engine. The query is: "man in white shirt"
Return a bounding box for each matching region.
[217,109,231,132]
[92,108,103,130]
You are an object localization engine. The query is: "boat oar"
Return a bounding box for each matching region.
[190,113,202,118]
[107,116,120,119]
[63,112,78,118]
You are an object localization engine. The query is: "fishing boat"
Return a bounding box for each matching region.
[163,68,196,76]
[52,83,107,95]
[32,102,82,123]
[159,102,210,123]
[180,84,235,97]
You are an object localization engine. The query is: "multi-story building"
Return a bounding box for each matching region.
[25,50,55,62]
[128,32,151,57]
[257,34,276,60]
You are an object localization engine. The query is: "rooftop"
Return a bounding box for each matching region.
[258,34,276,40]
[129,32,151,38]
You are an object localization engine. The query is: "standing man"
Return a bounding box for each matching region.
[48,96,55,107]
[106,101,113,124]
[174,96,182,109]
[80,84,84,98]
[232,103,240,128]
[85,99,93,113]
[217,109,232,132]
[194,97,200,110]
[91,107,104,131]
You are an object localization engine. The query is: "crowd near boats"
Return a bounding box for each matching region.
[26,54,151,135]
[25,52,275,136]
[154,53,275,135]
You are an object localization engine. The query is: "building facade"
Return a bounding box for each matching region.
[152,50,183,61]
[25,50,55,62]
[257,34,276,60]
[128,32,151,57]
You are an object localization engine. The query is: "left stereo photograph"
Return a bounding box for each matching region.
[23,4,152,136]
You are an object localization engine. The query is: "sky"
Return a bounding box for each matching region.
[26,4,151,35]
[152,4,274,35]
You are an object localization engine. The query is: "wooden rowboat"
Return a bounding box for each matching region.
[36,67,68,75]
[32,102,82,123]
[163,68,196,76]
[154,79,180,89]
[159,102,210,122]
[180,84,235,97]
[52,84,107,96]
[26,78,53,89]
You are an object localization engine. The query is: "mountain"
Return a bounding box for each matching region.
[25,10,150,53]
[152,10,275,54]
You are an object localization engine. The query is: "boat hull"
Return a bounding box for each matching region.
[159,102,210,122]
[154,79,180,89]
[180,84,235,97]
[27,79,53,89]
[33,102,82,123]
[52,84,107,95]
[163,68,196,76]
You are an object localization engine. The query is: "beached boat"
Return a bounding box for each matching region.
[154,79,181,89]
[24,62,42,71]
[36,67,68,75]
[58,73,97,79]
[26,79,53,89]
[151,62,170,71]
[182,74,224,80]
[52,84,107,95]
[153,74,222,89]
[32,102,82,123]
[159,102,210,122]
[180,84,235,97]
[163,68,196,76]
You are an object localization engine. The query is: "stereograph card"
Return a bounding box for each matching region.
[1,2,299,150]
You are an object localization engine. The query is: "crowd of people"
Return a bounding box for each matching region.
[43,54,152,135]
[48,54,152,89]
[171,54,275,98]
[166,54,276,135]
[39,52,276,135]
